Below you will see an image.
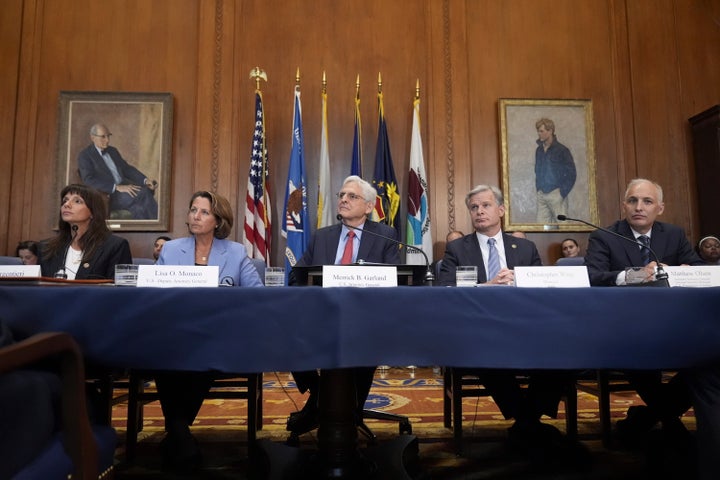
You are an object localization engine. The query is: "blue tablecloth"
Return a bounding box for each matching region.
[2,285,719,372]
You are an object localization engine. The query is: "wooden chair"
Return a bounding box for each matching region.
[443,367,578,454]
[0,332,116,479]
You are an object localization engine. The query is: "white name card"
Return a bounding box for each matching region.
[0,265,41,278]
[322,265,398,288]
[514,266,590,288]
[664,266,720,288]
[136,265,219,288]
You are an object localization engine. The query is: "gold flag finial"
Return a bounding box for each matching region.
[322,71,327,95]
[295,67,300,87]
[249,67,267,90]
[377,72,383,94]
[415,79,420,100]
[355,74,360,100]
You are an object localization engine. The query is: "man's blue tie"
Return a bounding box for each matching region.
[487,238,501,280]
[638,235,651,266]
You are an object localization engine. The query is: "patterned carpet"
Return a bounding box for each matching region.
[110,368,697,479]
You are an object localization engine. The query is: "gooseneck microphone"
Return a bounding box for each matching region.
[336,214,434,286]
[54,225,79,279]
[556,214,669,286]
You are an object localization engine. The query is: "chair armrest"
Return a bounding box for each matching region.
[0,332,99,480]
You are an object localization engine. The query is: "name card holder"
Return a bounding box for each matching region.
[0,265,41,278]
[136,265,219,288]
[514,266,590,288]
[663,266,720,288]
[322,265,398,288]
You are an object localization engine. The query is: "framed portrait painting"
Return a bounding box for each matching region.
[56,91,173,231]
[499,98,598,232]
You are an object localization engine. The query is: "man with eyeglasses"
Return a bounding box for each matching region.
[286,175,401,436]
[77,123,158,219]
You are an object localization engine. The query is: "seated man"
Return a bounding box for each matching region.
[287,175,401,435]
[585,178,703,443]
[438,184,587,467]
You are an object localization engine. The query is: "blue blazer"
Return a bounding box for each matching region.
[157,237,263,287]
[438,232,542,285]
[585,219,703,286]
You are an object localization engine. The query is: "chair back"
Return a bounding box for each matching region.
[251,258,266,285]
[0,256,22,265]
[555,256,585,266]
[132,257,155,265]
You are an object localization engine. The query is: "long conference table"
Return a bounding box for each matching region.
[2,284,720,478]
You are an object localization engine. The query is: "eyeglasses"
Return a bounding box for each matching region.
[92,133,112,139]
[336,192,363,202]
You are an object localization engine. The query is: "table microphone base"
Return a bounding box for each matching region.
[254,434,421,480]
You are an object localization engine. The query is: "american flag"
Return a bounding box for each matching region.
[243,91,272,263]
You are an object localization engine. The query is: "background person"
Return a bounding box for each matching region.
[40,184,132,280]
[437,185,586,469]
[153,235,172,262]
[535,118,576,224]
[154,190,262,472]
[696,235,720,265]
[287,175,401,436]
[77,123,158,220]
[560,238,580,258]
[15,240,40,265]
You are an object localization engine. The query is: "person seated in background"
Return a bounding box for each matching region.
[438,185,588,469]
[154,190,262,472]
[153,235,172,262]
[15,240,40,265]
[560,238,580,258]
[40,184,132,280]
[508,230,527,239]
[287,175,401,436]
[696,235,720,265]
[584,178,703,448]
[446,230,464,243]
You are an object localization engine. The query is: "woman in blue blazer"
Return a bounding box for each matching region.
[155,190,262,472]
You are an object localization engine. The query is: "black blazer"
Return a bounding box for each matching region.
[40,234,132,280]
[584,219,703,286]
[290,220,401,284]
[437,232,542,285]
[77,144,147,195]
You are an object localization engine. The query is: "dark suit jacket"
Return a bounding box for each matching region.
[290,221,401,285]
[77,144,147,194]
[40,234,132,280]
[437,232,542,286]
[584,219,703,286]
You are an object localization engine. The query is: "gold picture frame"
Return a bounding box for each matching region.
[499,98,598,232]
[56,91,173,231]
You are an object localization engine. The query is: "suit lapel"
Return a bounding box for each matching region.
[617,221,644,265]
[324,225,343,264]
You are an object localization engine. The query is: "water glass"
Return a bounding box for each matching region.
[115,264,139,286]
[264,267,285,287]
[455,266,477,287]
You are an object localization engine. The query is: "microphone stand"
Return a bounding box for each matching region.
[336,215,435,286]
[557,215,669,287]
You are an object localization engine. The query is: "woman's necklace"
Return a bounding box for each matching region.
[195,240,212,264]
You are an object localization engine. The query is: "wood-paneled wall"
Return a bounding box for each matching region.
[2,0,719,265]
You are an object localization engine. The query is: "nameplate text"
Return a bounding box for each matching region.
[0,265,41,278]
[322,265,398,288]
[514,266,590,288]
[137,265,219,288]
[664,266,720,288]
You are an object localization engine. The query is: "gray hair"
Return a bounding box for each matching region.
[465,184,504,208]
[89,123,109,136]
[343,175,377,203]
[625,178,663,203]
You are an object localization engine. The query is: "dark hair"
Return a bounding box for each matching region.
[561,238,579,248]
[16,240,39,257]
[154,235,172,243]
[188,191,234,239]
[43,184,111,262]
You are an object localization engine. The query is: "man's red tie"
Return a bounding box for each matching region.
[341,231,355,265]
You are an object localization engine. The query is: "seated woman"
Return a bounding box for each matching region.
[16,240,40,265]
[154,190,263,471]
[560,238,580,258]
[41,183,131,279]
[696,235,720,265]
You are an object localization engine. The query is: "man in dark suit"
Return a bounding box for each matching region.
[287,175,401,434]
[585,178,703,446]
[438,185,586,467]
[77,123,158,219]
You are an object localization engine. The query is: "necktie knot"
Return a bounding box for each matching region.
[638,235,649,246]
[488,238,496,247]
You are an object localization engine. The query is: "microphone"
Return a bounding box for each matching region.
[556,215,669,287]
[55,225,79,279]
[336,214,434,286]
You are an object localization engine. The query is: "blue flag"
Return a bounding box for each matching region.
[371,92,400,237]
[282,87,310,283]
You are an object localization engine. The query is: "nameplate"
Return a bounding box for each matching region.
[514,266,590,288]
[322,265,398,288]
[136,265,219,288]
[664,266,720,288]
[0,265,41,278]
